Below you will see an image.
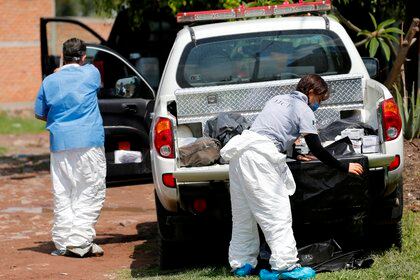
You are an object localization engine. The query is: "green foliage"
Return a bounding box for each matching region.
[167,0,225,14]
[357,13,403,61]
[56,0,97,17]
[393,85,420,140]
[0,112,45,135]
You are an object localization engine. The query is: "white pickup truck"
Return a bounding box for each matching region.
[150,5,404,267]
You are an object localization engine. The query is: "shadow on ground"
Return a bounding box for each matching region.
[129,222,231,278]
[0,154,49,177]
[17,225,152,256]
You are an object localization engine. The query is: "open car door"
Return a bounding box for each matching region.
[40,18,155,185]
[40,18,106,78]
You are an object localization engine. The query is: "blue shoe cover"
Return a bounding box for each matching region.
[259,269,280,280]
[259,267,316,280]
[233,263,253,277]
[280,267,316,279]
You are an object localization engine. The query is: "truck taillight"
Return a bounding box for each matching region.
[154,117,174,158]
[193,199,207,213]
[381,98,402,141]
[162,173,176,188]
[389,155,400,171]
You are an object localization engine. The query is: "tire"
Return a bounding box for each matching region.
[158,238,184,269]
[369,183,403,250]
[155,191,175,240]
[154,191,185,269]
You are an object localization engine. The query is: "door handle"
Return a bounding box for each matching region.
[122,103,137,114]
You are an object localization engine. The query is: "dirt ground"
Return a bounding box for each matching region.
[0,133,158,279]
[0,133,418,279]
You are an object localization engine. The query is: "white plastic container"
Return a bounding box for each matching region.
[362,135,380,154]
[362,135,379,146]
[362,145,379,153]
[114,150,143,164]
[341,128,365,140]
[351,140,362,153]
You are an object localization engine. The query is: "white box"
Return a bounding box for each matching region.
[351,140,362,153]
[363,145,380,153]
[341,128,364,140]
[362,135,379,146]
[322,141,335,147]
[114,150,143,164]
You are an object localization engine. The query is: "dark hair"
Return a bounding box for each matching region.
[296,74,329,100]
[63,38,86,63]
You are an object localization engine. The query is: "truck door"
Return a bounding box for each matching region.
[40,18,155,185]
[40,18,107,78]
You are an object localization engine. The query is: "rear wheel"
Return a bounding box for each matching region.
[372,221,402,249]
[369,183,403,250]
[155,191,175,240]
[154,191,186,269]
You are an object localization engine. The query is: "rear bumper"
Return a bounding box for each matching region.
[173,152,395,182]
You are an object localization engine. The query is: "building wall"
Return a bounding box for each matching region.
[0,1,114,104]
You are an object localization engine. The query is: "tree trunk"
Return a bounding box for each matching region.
[384,18,420,90]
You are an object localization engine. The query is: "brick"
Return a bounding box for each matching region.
[0,1,114,103]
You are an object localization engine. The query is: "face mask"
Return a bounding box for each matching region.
[309,102,320,112]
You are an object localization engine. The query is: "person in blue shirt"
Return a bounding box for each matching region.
[34,38,106,257]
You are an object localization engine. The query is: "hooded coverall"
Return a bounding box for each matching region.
[34,63,106,253]
[221,91,318,271]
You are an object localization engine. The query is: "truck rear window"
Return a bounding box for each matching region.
[177,30,351,88]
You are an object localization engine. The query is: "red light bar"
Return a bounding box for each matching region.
[177,0,331,23]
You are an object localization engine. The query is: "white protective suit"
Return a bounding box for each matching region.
[50,146,106,252]
[221,130,298,271]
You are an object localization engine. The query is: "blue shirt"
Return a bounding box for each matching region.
[251,91,318,153]
[34,64,104,152]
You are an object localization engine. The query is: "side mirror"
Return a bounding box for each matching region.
[115,76,140,98]
[362,57,379,79]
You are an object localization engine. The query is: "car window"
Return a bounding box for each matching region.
[86,48,154,99]
[177,29,351,88]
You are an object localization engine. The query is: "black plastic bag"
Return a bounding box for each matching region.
[288,155,370,247]
[324,137,355,156]
[260,239,374,273]
[204,112,250,147]
[319,120,377,142]
[298,239,373,272]
[298,239,341,267]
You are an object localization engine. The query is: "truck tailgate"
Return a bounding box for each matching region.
[173,153,395,182]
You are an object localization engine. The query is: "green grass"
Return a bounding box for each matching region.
[0,111,45,134]
[118,211,419,280]
[0,146,7,155]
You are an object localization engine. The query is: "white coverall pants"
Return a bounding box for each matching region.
[221,130,298,271]
[50,146,106,251]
